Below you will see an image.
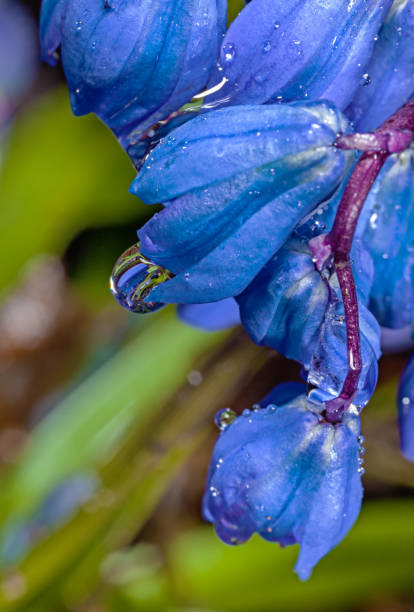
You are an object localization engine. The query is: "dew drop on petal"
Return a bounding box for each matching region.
[215,408,236,431]
[110,242,173,314]
[221,43,236,65]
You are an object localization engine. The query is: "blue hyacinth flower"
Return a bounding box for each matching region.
[132,100,350,303]
[40,0,226,164]
[178,299,240,332]
[347,0,414,131]
[398,353,414,462]
[207,0,392,110]
[203,387,364,580]
[356,147,414,329]
[237,236,381,407]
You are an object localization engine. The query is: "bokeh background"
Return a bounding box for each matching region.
[1,1,414,610]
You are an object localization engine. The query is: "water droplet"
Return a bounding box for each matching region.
[110,242,173,313]
[222,43,236,65]
[358,467,366,475]
[209,486,220,497]
[215,408,236,431]
[263,41,272,53]
[360,73,371,86]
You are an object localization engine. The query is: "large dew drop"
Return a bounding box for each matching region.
[215,408,236,431]
[110,242,173,314]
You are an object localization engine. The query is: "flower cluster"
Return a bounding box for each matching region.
[40,0,414,579]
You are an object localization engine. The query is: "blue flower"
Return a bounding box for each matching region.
[132,100,350,303]
[347,0,414,131]
[39,0,226,164]
[203,386,364,580]
[356,147,414,328]
[237,236,381,407]
[398,352,414,462]
[206,0,392,109]
[178,299,240,331]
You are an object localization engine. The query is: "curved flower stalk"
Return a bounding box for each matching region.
[237,237,381,408]
[131,100,350,302]
[347,0,414,131]
[207,0,392,109]
[39,0,227,164]
[203,385,363,580]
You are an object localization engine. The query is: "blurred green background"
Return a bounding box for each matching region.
[1,1,414,610]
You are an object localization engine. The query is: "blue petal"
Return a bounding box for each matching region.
[177,298,240,332]
[259,382,306,407]
[347,0,414,131]
[356,149,414,329]
[237,236,380,407]
[207,0,392,109]
[39,0,67,66]
[203,395,363,580]
[133,101,349,302]
[54,0,226,162]
[398,352,414,462]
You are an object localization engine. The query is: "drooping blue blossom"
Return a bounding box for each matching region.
[178,299,240,332]
[39,0,414,580]
[39,0,227,164]
[398,352,414,462]
[356,147,414,328]
[207,0,392,110]
[203,387,363,580]
[347,0,414,131]
[132,100,350,303]
[237,236,381,407]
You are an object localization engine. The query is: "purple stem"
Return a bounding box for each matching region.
[323,98,414,423]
